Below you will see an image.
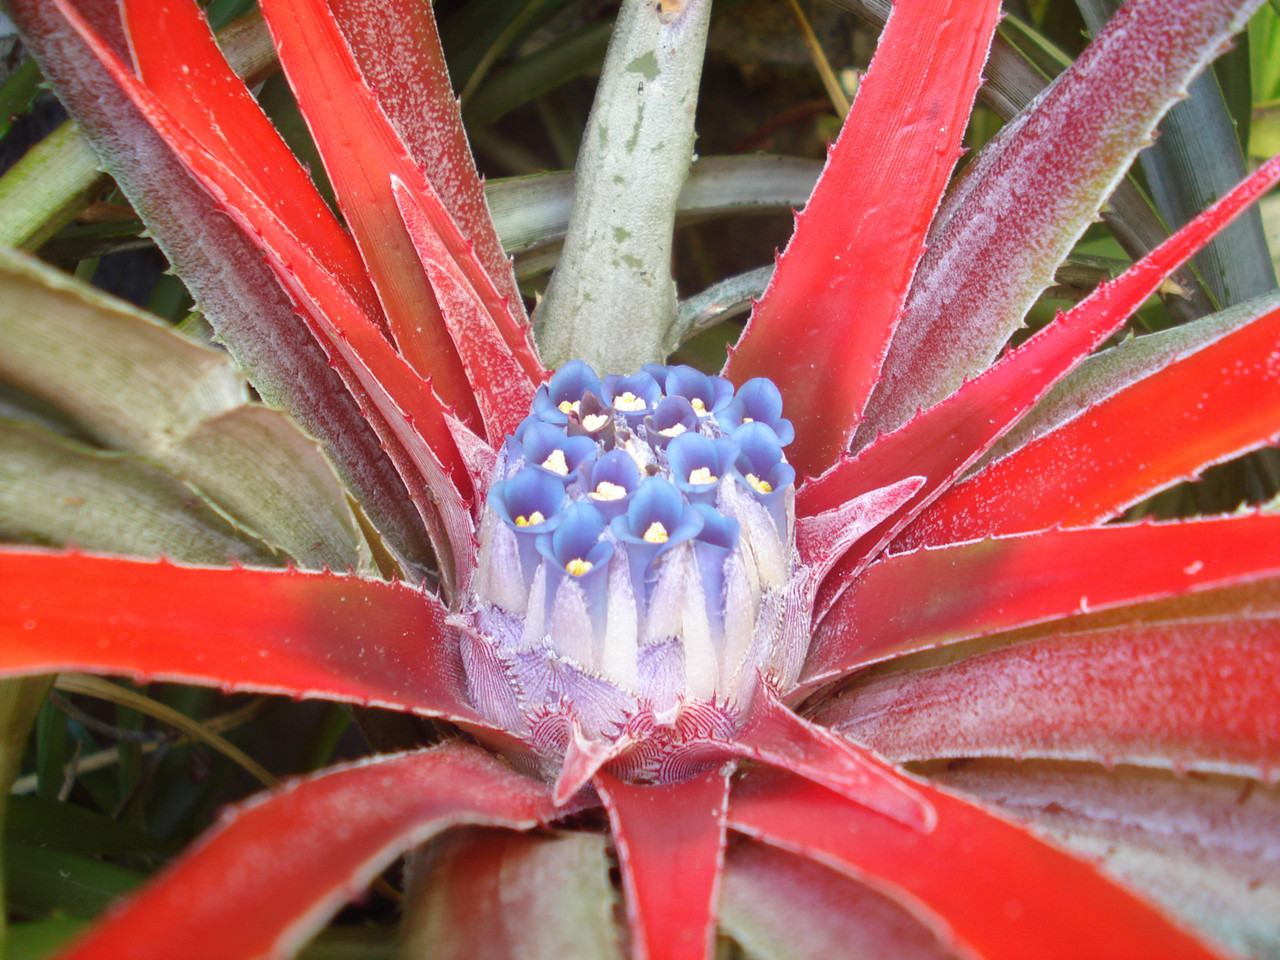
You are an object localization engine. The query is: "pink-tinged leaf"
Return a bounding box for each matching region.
[797,155,1280,606]
[897,299,1280,549]
[855,0,1263,446]
[258,0,481,422]
[43,0,478,590]
[798,153,1280,520]
[327,0,528,329]
[403,830,622,960]
[0,549,486,727]
[730,769,1232,960]
[56,742,554,960]
[595,765,732,960]
[731,681,935,832]
[932,759,1280,959]
[795,476,923,575]
[120,0,388,333]
[720,842,960,960]
[8,0,438,571]
[815,618,1280,779]
[803,513,1280,691]
[724,0,1000,479]
[392,176,539,445]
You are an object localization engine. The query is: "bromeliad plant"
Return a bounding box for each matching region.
[3,0,1280,957]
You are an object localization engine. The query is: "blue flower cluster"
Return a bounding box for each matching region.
[468,361,801,742]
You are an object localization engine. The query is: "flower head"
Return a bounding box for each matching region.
[471,362,801,779]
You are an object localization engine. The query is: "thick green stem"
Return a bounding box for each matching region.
[533,0,713,372]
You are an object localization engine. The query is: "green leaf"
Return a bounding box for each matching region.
[0,417,280,564]
[5,842,145,920]
[0,249,372,571]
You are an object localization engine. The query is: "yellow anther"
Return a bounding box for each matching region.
[691,397,708,416]
[557,399,581,415]
[541,449,570,476]
[515,511,545,527]
[614,391,646,412]
[643,522,669,544]
[746,473,773,494]
[659,423,687,438]
[742,416,754,423]
[565,558,593,576]
[591,481,627,501]
[689,466,717,486]
[582,413,609,432]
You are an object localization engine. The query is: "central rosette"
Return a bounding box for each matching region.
[463,361,806,782]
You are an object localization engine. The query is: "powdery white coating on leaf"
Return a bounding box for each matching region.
[8,0,437,571]
[821,618,1280,779]
[973,287,1280,472]
[327,0,526,320]
[856,0,1264,447]
[933,760,1280,960]
[719,842,963,960]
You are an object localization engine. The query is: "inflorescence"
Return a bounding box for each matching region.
[464,361,806,778]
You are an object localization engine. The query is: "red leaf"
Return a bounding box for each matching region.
[57,743,554,960]
[815,617,1280,779]
[0,549,485,726]
[724,0,1000,479]
[7,0,438,570]
[856,0,1262,445]
[730,769,1233,960]
[802,513,1280,691]
[731,681,935,832]
[393,177,539,445]
[258,0,480,421]
[327,0,528,329]
[897,298,1280,548]
[42,0,479,591]
[120,0,388,332]
[595,766,732,960]
[797,154,1280,522]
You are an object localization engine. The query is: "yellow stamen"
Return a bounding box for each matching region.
[746,473,773,494]
[591,481,627,501]
[614,391,646,412]
[566,558,593,576]
[689,466,717,486]
[582,413,609,432]
[643,522,669,544]
[557,399,580,415]
[659,423,686,438]
[742,416,754,423]
[515,511,545,527]
[541,449,570,476]
[691,397,708,416]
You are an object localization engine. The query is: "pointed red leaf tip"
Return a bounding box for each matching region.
[732,681,935,832]
[898,299,1280,549]
[392,176,540,446]
[798,152,1280,530]
[119,0,388,333]
[596,766,732,960]
[326,0,526,321]
[724,0,1001,480]
[56,742,555,960]
[257,0,489,425]
[730,769,1234,960]
[0,549,486,726]
[795,475,923,575]
[814,616,1280,779]
[803,512,1280,691]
